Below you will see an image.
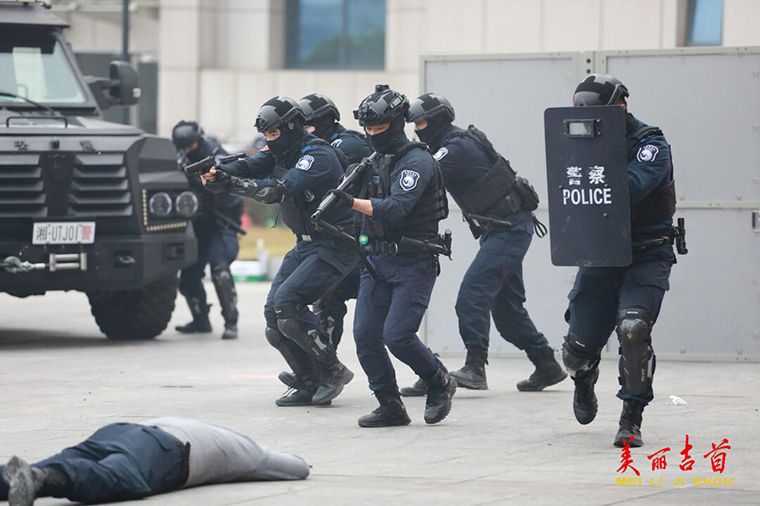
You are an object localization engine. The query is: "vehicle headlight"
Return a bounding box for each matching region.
[148,192,172,218]
[175,191,199,218]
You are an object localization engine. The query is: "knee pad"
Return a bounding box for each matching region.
[210,264,232,283]
[562,332,601,378]
[265,326,284,349]
[277,315,333,363]
[616,308,654,396]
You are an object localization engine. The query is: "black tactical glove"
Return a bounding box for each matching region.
[326,189,354,210]
[203,164,233,193]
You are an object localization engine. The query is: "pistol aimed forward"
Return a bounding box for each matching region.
[183,152,247,177]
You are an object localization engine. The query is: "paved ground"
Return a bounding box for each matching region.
[1,282,758,505]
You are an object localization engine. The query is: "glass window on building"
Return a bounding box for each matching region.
[685,0,723,46]
[285,0,386,69]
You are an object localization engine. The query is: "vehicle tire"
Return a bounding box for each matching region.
[88,275,179,340]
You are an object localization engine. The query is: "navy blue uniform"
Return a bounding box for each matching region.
[434,124,548,357]
[354,140,446,390]
[314,123,373,347]
[328,124,373,164]
[226,132,359,370]
[180,139,243,323]
[566,114,675,405]
[0,424,186,504]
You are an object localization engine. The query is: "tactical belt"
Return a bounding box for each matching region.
[367,240,435,258]
[631,232,674,253]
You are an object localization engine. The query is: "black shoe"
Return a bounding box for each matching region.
[312,361,354,405]
[399,377,427,397]
[424,369,457,424]
[614,400,645,448]
[175,318,212,334]
[3,456,38,506]
[358,386,412,428]
[450,347,488,390]
[278,371,297,389]
[275,374,324,407]
[400,351,448,397]
[221,323,238,340]
[572,368,599,425]
[517,346,568,391]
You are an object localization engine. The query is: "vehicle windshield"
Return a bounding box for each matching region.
[0,30,87,106]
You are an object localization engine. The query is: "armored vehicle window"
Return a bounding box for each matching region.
[0,31,86,106]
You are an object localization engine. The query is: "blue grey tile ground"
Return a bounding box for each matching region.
[1,283,757,505]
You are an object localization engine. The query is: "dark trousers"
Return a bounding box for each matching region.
[314,267,361,347]
[354,254,440,391]
[0,423,185,504]
[566,245,675,405]
[455,228,548,356]
[179,223,239,308]
[264,239,359,364]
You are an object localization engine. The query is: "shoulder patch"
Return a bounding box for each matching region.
[261,145,269,151]
[637,145,659,163]
[433,147,448,161]
[296,155,315,171]
[400,170,420,191]
[331,138,343,148]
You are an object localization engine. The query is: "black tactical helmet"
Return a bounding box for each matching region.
[254,96,306,133]
[172,120,203,148]
[298,93,340,123]
[573,74,629,106]
[353,84,409,127]
[407,93,455,124]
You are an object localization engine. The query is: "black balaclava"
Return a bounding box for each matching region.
[309,117,337,141]
[268,119,305,164]
[367,116,406,154]
[415,115,452,151]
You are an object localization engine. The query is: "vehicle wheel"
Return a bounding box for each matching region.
[88,275,179,340]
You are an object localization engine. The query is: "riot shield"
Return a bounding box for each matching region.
[544,105,631,267]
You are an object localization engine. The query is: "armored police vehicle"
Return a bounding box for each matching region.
[0,1,198,340]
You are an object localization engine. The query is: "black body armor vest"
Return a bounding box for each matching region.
[364,142,448,240]
[446,126,526,218]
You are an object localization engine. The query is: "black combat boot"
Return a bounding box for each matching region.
[278,371,297,389]
[614,400,645,448]
[276,373,323,407]
[222,323,238,340]
[400,377,427,397]
[572,367,599,425]
[449,347,488,390]
[175,298,212,333]
[358,385,412,428]
[516,346,568,391]
[312,360,354,406]
[400,354,449,397]
[424,368,457,424]
[3,456,68,506]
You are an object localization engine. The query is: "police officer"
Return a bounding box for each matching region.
[327,85,456,427]
[399,94,567,397]
[296,93,371,354]
[172,121,243,340]
[269,93,373,392]
[562,74,678,447]
[201,97,358,407]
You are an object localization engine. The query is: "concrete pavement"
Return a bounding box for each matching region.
[1,282,758,505]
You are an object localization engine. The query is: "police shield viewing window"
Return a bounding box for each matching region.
[551,74,686,448]
[201,97,358,408]
[328,84,455,428]
[172,120,243,341]
[400,93,566,397]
